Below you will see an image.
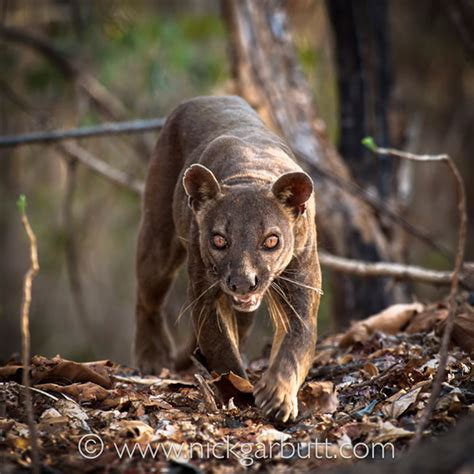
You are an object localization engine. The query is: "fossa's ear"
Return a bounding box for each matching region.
[183,164,221,212]
[272,171,313,217]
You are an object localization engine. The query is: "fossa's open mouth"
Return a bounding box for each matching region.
[231,293,262,312]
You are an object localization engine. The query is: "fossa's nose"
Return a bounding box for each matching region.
[226,274,259,294]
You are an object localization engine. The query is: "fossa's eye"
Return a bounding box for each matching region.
[263,235,279,250]
[212,234,227,249]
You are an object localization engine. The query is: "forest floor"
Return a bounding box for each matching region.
[1,298,473,473]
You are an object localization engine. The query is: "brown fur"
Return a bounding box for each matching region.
[135,96,321,422]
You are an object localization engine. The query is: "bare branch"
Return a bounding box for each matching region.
[0,118,165,148]
[18,196,40,474]
[365,143,468,446]
[57,142,144,195]
[319,251,453,285]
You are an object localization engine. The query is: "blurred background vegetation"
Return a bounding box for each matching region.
[1,0,473,364]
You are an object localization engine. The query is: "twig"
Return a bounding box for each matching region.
[58,142,144,195]
[0,118,165,148]
[319,251,458,286]
[194,374,219,412]
[18,384,60,402]
[17,195,40,473]
[363,139,467,446]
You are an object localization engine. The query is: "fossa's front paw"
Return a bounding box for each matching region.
[254,371,298,423]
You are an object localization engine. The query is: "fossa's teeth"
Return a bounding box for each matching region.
[233,294,256,304]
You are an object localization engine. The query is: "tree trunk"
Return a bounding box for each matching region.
[327,0,400,322]
[221,0,393,327]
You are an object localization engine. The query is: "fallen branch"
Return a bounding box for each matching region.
[57,142,144,195]
[17,195,40,474]
[362,139,468,446]
[0,118,166,148]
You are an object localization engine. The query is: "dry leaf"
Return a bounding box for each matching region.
[257,427,291,443]
[447,310,474,353]
[362,362,379,378]
[210,371,254,406]
[34,382,109,402]
[435,389,463,413]
[340,303,424,347]
[368,421,414,443]
[55,399,90,431]
[299,381,339,416]
[116,420,154,443]
[0,365,23,381]
[382,387,422,418]
[406,308,447,334]
[32,360,111,388]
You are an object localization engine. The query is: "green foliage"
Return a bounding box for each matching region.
[298,44,319,71]
[83,11,227,113]
[16,194,26,215]
[361,136,377,152]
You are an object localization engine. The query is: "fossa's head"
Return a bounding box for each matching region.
[183,164,313,312]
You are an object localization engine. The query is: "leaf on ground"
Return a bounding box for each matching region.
[210,371,254,406]
[445,308,474,353]
[256,427,291,443]
[406,308,448,334]
[299,381,339,416]
[0,365,23,382]
[54,399,90,431]
[39,408,69,426]
[115,420,155,443]
[382,387,422,418]
[361,362,379,378]
[32,359,112,388]
[435,388,464,413]
[34,382,110,402]
[340,303,424,347]
[368,421,414,443]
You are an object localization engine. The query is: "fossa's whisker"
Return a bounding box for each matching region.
[176,281,219,324]
[277,275,323,295]
[266,288,289,333]
[271,281,308,330]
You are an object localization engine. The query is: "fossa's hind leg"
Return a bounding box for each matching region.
[134,221,185,374]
